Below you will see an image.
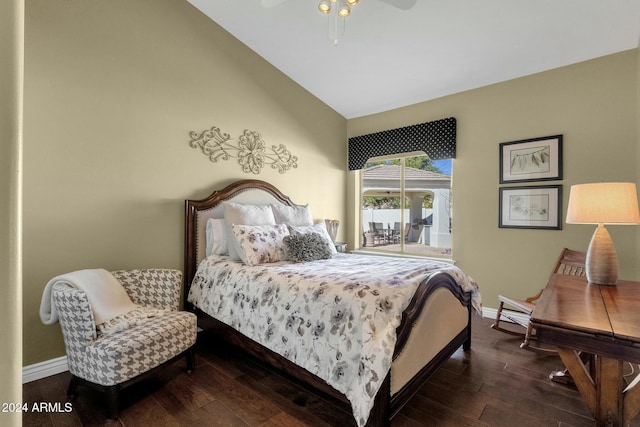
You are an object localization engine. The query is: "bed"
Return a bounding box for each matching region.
[184,179,481,427]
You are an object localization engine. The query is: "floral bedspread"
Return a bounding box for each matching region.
[188,254,481,426]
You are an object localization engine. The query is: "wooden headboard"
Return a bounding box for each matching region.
[184,179,297,290]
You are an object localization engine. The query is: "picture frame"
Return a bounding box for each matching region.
[499,135,563,183]
[499,185,562,229]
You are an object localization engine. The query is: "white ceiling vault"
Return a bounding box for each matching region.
[188,0,640,119]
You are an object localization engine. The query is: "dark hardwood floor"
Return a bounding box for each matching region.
[23,315,640,427]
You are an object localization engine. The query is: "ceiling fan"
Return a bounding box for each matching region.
[259,0,417,11]
[260,0,417,45]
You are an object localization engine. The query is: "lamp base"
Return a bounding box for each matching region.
[586,223,618,285]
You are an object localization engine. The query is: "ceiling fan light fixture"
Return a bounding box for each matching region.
[318,0,331,13]
[317,0,362,45]
[338,4,351,16]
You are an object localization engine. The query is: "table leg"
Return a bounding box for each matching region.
[557,348,626,426]
[557,348,596,415]
[596,356,623,427]
[550,352,595,386]
[624,372,640,424]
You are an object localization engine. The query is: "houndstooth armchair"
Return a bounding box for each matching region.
[52,269,197,420]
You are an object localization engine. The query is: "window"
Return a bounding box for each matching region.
[360,153,452,259]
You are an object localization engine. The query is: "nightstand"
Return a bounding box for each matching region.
[334,242,347,253]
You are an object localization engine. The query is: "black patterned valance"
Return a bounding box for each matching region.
[348,117,456,170]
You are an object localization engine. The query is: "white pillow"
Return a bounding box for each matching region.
[223,202,277,260]
[271,204,313,226]
[287,222,338,255]
[231,223,289,266]
[205,218,228,256]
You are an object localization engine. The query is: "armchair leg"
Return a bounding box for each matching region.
[186,346,196,373]
[105,385,120,422]
[66,376,78,399]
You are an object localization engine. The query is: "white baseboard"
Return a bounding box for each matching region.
[482,307,497,319]
[22,356,68,384]
[20,308,523,384]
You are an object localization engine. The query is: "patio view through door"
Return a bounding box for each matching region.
[361,154,452,259]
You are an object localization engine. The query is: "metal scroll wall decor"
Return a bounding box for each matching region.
[189,126,298,174]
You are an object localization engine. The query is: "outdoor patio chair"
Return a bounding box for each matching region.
[391,222,401,244]
[368,222,386,245]
[491,247,586,354]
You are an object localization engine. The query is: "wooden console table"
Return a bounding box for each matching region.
[531,273,640,426]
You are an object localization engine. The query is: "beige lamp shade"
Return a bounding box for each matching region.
[566,182,640,225]
[566,182,640,285]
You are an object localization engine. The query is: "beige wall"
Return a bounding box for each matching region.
[348,50,639,309]
[23,0,347,365]
[1,0,23,424]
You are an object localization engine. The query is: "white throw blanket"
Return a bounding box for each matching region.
[40,268,139,326]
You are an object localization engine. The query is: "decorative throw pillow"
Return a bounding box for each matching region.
[271,204,314,226]
[224,202,277,260]
[231,223,289,266]
[287,222,338,255]
[283,232,334,263]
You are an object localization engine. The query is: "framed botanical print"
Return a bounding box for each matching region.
[499,185,562,230]
[499,135,563,183]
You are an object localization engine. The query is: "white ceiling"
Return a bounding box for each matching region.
[188,0,640,119]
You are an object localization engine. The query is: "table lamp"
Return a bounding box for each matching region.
[566,182,640,285]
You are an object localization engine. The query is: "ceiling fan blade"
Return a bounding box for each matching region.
[259,0,290,8]
[377,0,417,10]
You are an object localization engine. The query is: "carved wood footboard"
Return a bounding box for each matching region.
[190,272,471,427]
